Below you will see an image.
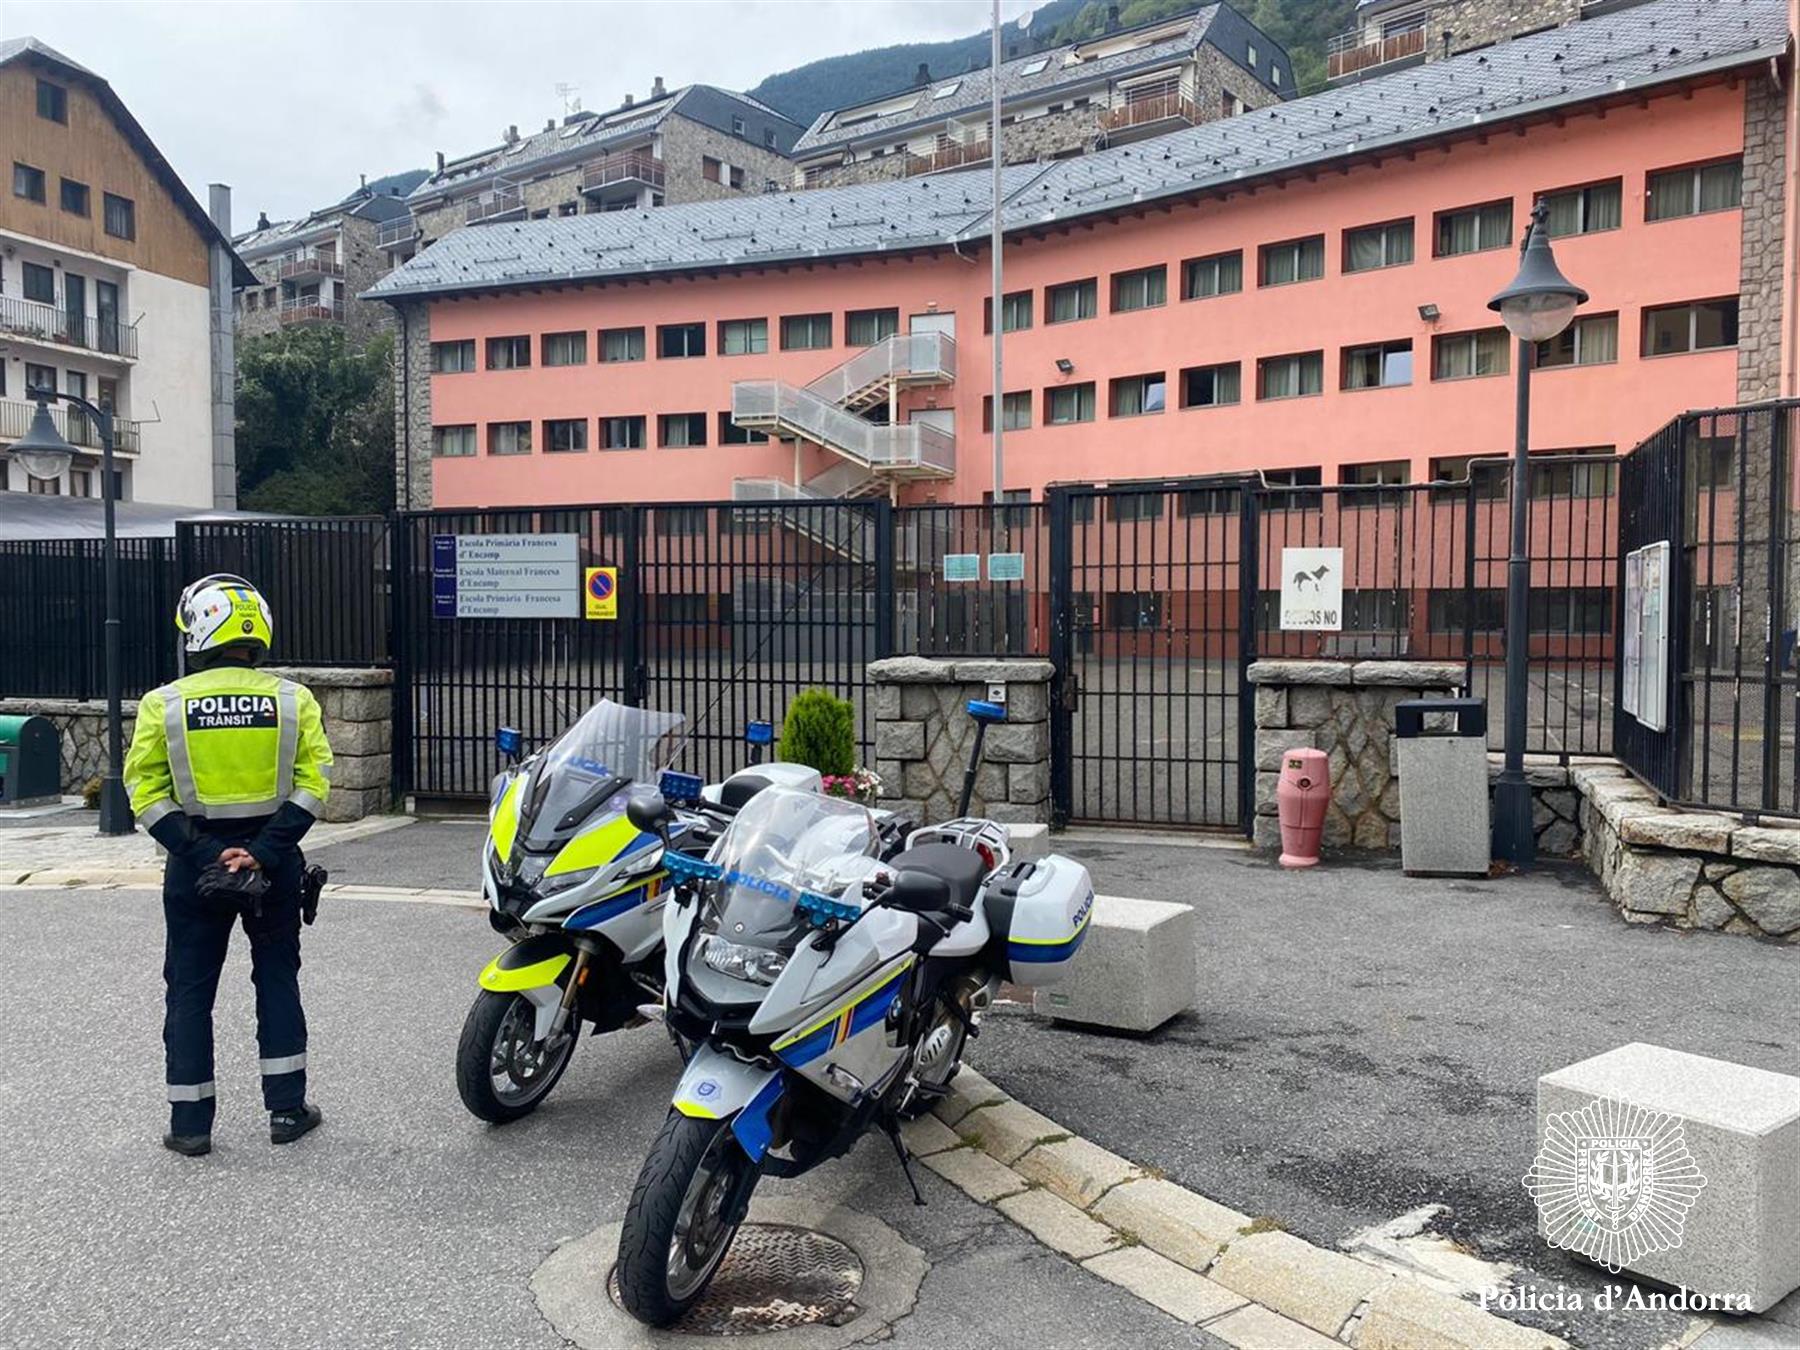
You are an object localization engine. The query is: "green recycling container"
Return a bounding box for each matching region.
[0,714,60,806]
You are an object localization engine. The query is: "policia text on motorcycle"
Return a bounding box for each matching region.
[123,575,333,1157]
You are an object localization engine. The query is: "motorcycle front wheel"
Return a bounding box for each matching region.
[455,989,578,1124]
[616,1111,759,1326]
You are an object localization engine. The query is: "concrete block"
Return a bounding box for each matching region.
[875,720,925,760]
[1733,825,1800,865]
[1246,660,1355,687]
[327,752,392,792]
[1014,1135,1139,1209]
[919,1145,1030,1204]
[900,1112,962,1157]
[1254,686,1289,728]
[1396,738,1489,876]
[1081,1247,1248,1324]
[1255,728,1314,772]
[996,1187,1119,1260]
[1007,823,1050,862]
[933,1066,1004,1126]
[1208,1304,1343,1350]
[1349,660,1463,688]
[1536,1043,1800,1312]
[1092,1177,1251,1272]
[1354,1281,1567,1350]
[957,1099,1066,1164]
[1209,1230,1392,1338]
[1618,810,1737,855]
[1031,895,1196,1033]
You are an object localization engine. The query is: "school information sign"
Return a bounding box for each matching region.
[432,534,582,619]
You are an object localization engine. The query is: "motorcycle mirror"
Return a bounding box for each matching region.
[626,788,672,836]
[495,726,524,762]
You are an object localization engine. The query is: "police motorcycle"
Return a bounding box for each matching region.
[456,700,821,1124]
[613,703,1095,1325]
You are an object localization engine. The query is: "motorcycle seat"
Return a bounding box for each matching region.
[719,773,771,811]
[885,842,987,911]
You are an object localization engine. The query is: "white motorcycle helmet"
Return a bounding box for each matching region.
[176,573,273,664]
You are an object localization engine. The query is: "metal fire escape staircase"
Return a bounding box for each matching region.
[728,333,957,557]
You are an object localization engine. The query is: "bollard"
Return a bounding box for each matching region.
[1276,748,1329,868]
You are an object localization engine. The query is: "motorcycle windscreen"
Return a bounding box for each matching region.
[518,701,688,849]
[701,787,879,953]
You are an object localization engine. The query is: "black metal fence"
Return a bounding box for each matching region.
[0,536,178,700]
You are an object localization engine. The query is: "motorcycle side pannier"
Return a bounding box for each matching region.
[979,856,1095,987]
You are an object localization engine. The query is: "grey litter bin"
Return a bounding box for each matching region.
[1394,698,1489,877]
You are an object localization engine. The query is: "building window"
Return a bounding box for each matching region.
[1257,352,1324,399]
[1045,382,1096,424]
[544,418,588,452]
[732,115,746,135]
[1647,159,1742,222]
[846,307,899,346]
[658,322,706,358]
[603,415,647,450]
[983,291,1033,333]
[1535,313,1618,368]
[1181,251,1242,300]
[764,127,778,148]
[1431,328,1510,380]
[1541,180,1622,237]
[1108,494,1165,524]
[1344,220,1413,272]
[1105,592,1161,629]
[431,340,477,373]
[542,331,587,366]
[12,163,45,204]
[1263,466,1323,509]
[659,412,708,447]
[27,474,62,496]
[59,178,89,217]
[1109,372,1166,417]
[36,79,67,124]
[719,317,769,355]
[1643,299,1739,356]
[1340,459,1410,487]
[102,192,135,240]
[981,391,1033,432]
[729,165,746,190]
[22,262,55,304]
[488,421,532,455]
[1222,91,1244,117]
[486,335,531,369]
[656,507,709,537]
[602,327,646,362]
[719,412,769,444]
[1110,265,1167,313]
[702,156,723,184]
[1430,454,1507,501]
[780,313,832,350]
[1046,278,1098,324]
[1178,484,1242,515]
[1342,340,1413,390]
[432,425,477,458]
[1179,362,1241,408]
[1529,448,1617,499]
[1259,235,1324,286]
[1435,200,1512,256]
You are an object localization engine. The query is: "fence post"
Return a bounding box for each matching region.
[389,513,412,802]
[1237,485,1260,837]
[1764,407,1789,812]
[623,506,646,707]
[873,497,895,660]
[1047,486,1073,828]
[1463,475,1478,692]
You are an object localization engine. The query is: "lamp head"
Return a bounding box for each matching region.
[1489,202,1587,342]
[10,398,73,482]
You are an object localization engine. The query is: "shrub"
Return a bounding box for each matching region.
[778,689,856,776]
[81,777,101,809]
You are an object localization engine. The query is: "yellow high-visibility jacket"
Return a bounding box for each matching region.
[125,666,332,826]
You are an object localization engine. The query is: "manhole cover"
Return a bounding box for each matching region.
[606,1223,864,1336]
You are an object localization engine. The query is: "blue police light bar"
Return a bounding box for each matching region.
[746,720,775,746]
[665,852,723,882]
[495,726,524,758]
[659,769,704,804]
[967,699,1008,723]
[796,889,861,924]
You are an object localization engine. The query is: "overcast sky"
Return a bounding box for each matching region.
[2,1,1040,228]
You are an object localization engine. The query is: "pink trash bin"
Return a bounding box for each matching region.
[1276,747,1329,868]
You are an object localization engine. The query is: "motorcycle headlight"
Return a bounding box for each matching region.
[698,934,788,985]
[539,866,598,896]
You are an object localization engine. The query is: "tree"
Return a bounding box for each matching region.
[235,326,395,515]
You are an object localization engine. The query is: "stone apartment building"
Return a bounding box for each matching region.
[233,172,425,347]
[1327,0,1657,83]
[790,4,1295,190]
[383,81,802,274]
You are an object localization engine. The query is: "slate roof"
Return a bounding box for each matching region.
[235,173,426,258]
[367,0,1785,304]
[792,5,1295,157]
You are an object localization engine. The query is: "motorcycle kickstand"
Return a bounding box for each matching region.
[883,1117,927,1207]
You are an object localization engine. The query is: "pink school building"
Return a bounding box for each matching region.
[372,0,1794,515]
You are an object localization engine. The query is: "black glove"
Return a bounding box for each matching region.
[301,864,327,926]
[196,861,271,918]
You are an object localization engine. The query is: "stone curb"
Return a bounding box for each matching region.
[929,1075,1569,1350]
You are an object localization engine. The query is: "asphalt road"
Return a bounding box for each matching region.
[0,885,1231,1350]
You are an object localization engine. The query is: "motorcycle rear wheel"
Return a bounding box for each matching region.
[455,989,578,1124]
[616,1112,758,1326]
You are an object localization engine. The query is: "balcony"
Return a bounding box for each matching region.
[903,137,991,178]
[465,183,524,225]
[377,217,420,250]
[0,294,138,360]
[276,252,344,282]
[580,151,665,196]
[1326,23,1427,81]
[278,299,346,327]
[1103,90,1198,138]
[0,396,141,453]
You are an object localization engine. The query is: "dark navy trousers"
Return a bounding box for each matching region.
[162,847,307,1136]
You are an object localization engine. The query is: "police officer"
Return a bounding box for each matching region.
[124,574,333,1156]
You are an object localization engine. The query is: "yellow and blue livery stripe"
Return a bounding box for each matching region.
[1007,905,1093,964]
[772,958,914,1067]
[566,873,666,929]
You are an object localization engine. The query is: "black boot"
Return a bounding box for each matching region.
[270,1103,323,1145]
[163,1131,212,1157]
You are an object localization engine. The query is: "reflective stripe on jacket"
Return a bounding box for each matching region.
[124,667,333,824]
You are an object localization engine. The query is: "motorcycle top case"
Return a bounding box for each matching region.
[978,855,1095,986]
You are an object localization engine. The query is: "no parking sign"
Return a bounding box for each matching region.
[584,566,618,621]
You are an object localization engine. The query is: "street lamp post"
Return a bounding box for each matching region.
[12,394,134,835]
[1486,200,1588,867]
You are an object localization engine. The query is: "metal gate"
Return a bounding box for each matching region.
[1048,481,1255,830]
